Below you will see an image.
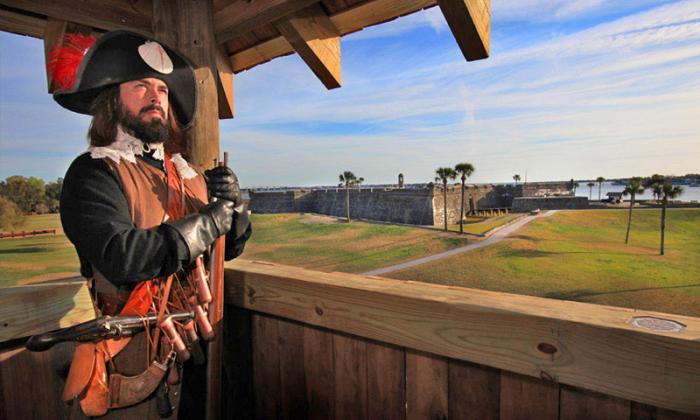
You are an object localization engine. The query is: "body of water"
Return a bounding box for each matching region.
[575,181,700,202]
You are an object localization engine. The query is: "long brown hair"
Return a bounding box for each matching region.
[87,84,184,151]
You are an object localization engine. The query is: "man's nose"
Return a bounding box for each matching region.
[147,87,161,104]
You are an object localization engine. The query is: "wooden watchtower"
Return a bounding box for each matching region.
[1,1,699,419]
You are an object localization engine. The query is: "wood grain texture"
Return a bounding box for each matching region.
[303,325,336,420]
[0,342,75,420]
[0,5,46,38]
[449,359,499,420]
[657,409,700,420]
[406,350,448,420]
[252,314,281,420]
[436,0,489,60]
[367,341,405,420]
[153,0,220,169]
[333,333,368,420]
[215,45,234,119]
[0,0,152,34]
[222,306,254,420]
[560,386,631,420]
[0,280,94,341]
[215,0,317,43]
[274,4,342,89]
[224,261,700,415]
[500,371,558,420]
[230,0,437,73]
[278,319,309,419]
[631,402,657,420]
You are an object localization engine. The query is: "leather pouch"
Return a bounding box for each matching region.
[109,360,168,408]
[79,347,110,417]
[62,342,96,402]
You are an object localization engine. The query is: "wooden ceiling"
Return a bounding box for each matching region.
[0,0,489,85]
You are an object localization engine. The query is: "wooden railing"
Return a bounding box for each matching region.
[1,263,698,419]
[223,259,700,419]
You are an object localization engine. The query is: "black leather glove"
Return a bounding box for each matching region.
[205,166,240,206]
[165,200,235,261]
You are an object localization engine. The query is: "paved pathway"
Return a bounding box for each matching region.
[362,211,557,276]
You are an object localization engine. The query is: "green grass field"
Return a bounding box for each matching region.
[388,209,700,317]
[243,213,470,273]
[449,213,523,235]
[0,212,476,286]
[4,210,699,318]
[0,214,80,287]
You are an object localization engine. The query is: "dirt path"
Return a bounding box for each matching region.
[362,211,557,276]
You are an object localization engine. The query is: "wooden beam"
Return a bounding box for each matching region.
[225,260,700,415]
[0,0,152,35]
[230,0,436,73]
[43,19,94,94]
[0,6,45,38]
[437,0,489,60]
[0,280,94,342]
[215,45,234,119]
[274,4,341,89]
[231,36,294,73]
[214,0,317,44]
[153,0,220,169]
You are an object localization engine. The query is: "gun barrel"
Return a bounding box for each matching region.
[25,310,195,352]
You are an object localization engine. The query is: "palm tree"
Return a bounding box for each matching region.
[587,182,595,200]
[572,181,580,195]
[356,177,365,191]
[596,176,605,201]
[454,163,475,234]
[339,171,358,222]
[622,177,644,244]
[659,183,683,255]
[435,167,457,231]
[513,174,521,185]
[645,174,665,202]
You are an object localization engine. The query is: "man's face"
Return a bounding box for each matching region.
[118,78,171,143]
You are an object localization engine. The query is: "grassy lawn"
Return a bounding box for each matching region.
[1,213,471,286]
[448,213,523,235]
[388,209,700,317]
[0,214,80,287]
[242,213,470,273]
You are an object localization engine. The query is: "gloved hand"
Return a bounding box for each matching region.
[165,200,235,261]
[205,166,240,206]
[200,200,234,236]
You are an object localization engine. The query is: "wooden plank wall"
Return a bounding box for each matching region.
[0,341,76,419]
[225,309,700,420]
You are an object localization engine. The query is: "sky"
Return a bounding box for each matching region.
[1,0,699,187]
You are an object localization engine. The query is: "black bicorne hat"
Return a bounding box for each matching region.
[52,30,197,127]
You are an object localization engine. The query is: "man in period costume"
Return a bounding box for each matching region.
[50,30,251,417]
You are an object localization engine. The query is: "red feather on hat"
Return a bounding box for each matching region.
[47,34,96,91]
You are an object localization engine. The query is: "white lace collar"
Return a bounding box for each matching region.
[87,126,197,180]
[88,126,164,164]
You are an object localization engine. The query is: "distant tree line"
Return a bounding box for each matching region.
[0,176,63,230]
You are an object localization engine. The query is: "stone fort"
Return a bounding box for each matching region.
[249,182,586,226]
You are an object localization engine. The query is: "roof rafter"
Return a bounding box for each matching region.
[229,0,438,73]
[437,0,490,60]
[0,0,152,35]
[214,0,318,44]
[274,4,341,89]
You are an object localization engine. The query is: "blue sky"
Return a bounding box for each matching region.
[1,0,699,187]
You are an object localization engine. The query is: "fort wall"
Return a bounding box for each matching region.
[511,196,589,212]
[249,182,576,225]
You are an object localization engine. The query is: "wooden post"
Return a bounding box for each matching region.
[152,0,219,170]
[152,2,222,418]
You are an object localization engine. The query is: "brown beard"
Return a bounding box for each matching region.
[118,104,171,144]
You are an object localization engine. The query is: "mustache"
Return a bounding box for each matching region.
[139,105,165,118]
